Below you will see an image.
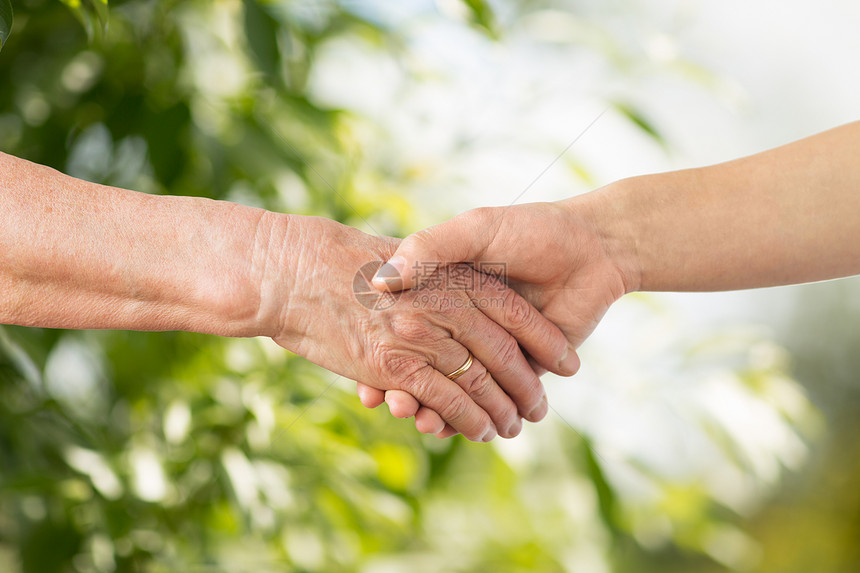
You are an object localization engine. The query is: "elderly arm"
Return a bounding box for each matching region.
[0,152,267,336]
[0,152,574,441]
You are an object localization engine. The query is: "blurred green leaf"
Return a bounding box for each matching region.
[0,0,12,52]
[582,440,621,535]
[60,0,109,41]
[243,0,281,84]
[88,0,109,32]
[613,102,665,146]
[462,0,499,39]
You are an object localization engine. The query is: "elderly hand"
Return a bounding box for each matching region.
[256,214,575,441]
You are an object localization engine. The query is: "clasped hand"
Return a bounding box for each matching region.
[264,215,590,442]
[268,200,630,442]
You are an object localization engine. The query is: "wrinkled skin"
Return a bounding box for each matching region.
[260,214,573,441]
[360,200,631,436]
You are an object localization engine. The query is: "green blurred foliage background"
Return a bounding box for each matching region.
[0,1,858,572]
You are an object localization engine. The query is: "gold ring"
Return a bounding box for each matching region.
[445,352,473,381]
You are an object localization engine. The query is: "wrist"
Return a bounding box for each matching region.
[172,199,285,339]
[558,178,645,294]
[163,198,299,341]
[251,214,350,348]
[238,209,300,341]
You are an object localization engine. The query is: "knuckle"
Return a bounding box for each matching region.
[401,368,432,397]
[462,369,494,400]
[441,392,472,425]
[406,231,430,253]
[388,314,433,342]
[463,206,495,227]
[503,289,535,331]
[439,306,470,339]
[370,340,425,383]
[495,336,523,372]
[408,228,443,259]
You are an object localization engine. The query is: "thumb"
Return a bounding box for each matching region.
[372,208,494,292]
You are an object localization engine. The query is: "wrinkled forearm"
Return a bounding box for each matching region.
[570,121,860,293]
[0,152,279,337]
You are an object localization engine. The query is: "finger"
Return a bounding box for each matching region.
[525,353,548,377]
[384,390,420,418]
[371,209,494,292]
[357,382,385,408]
[432,344,522,438]
[415,406,445,434]
[444,293,549,424]
[402,365,496,442]
[414,409,460,439]
[470,272,578,377]
[435,424,460,439]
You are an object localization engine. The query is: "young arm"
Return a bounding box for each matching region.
[603,120,860,292]
[366,121,860,432]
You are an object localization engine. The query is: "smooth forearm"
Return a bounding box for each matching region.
[0,153,278,337]
[576,122,860,292]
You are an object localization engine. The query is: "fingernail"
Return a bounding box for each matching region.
[507,418,523,437]
[372,256,405,290]
[481,427,497,442]
[558,346,581,376]
[526,395,548,422]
